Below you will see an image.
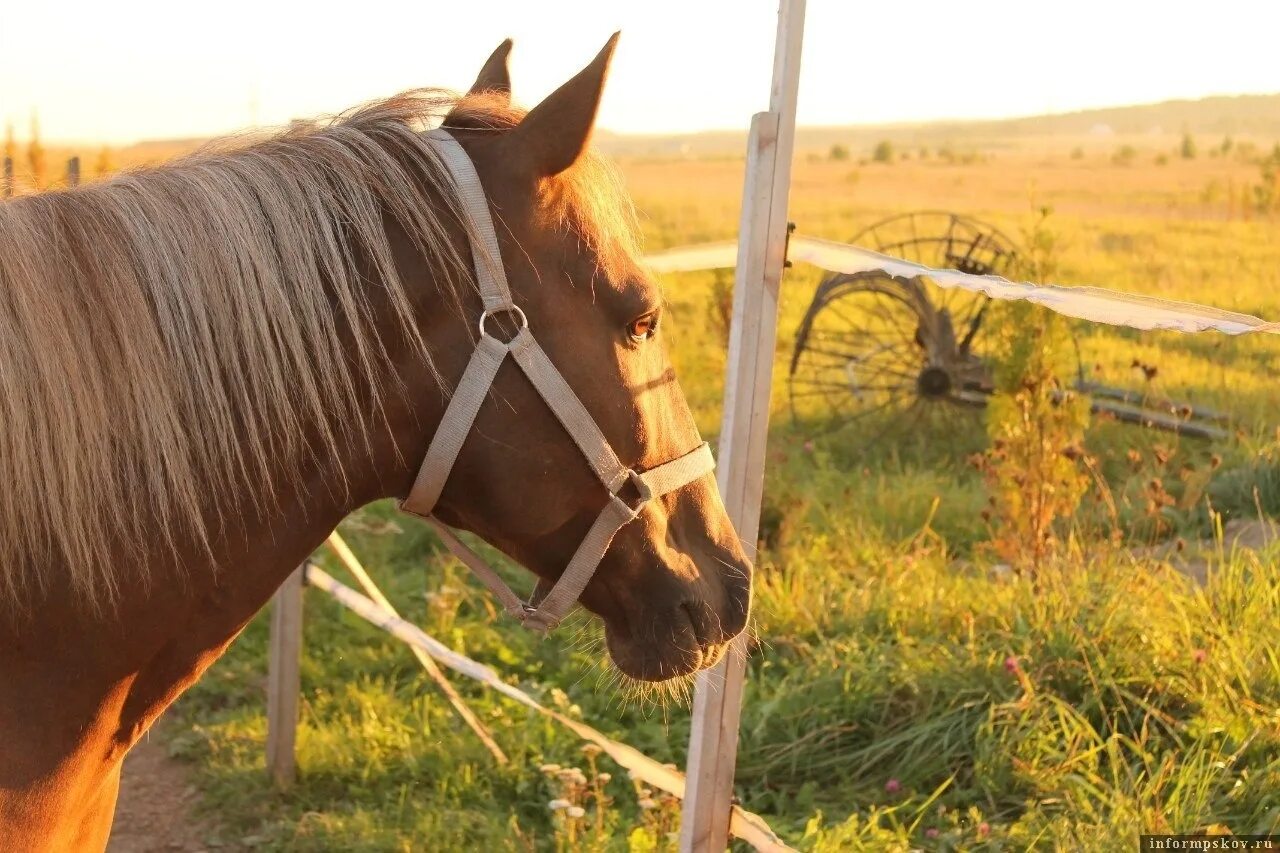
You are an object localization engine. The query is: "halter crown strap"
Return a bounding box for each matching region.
[400,129,715,632]
[423,128,513,312]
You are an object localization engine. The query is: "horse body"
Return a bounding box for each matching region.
[0,484,354,849]
[0,173,450,852]
[0,38,751,849]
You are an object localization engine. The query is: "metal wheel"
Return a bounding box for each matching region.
[788,272,989,436]
[849,211,1018,277]
[788,213,1017,438]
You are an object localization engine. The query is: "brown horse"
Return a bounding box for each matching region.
[0,36,751,850]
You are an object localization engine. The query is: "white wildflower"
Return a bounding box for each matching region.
[548,799,571,811]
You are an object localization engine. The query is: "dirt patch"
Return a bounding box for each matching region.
[107,730,218,853]
[1134,518,1278,584]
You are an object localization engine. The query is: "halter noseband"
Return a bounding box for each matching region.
[398,129,715,633]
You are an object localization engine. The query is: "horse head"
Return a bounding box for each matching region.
[414,37,752,682]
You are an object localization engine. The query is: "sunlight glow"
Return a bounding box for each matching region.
[1,0,1277,144]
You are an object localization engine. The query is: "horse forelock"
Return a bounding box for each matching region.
[0,88,637,615]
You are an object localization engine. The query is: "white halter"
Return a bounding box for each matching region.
[399,129,715,632]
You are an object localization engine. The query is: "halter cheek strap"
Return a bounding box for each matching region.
[399,129,715,633]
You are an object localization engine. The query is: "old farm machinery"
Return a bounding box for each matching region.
[787,212,1230,442]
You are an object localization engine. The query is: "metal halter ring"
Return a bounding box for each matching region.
[620,468,654,512]
[478,305,528,339]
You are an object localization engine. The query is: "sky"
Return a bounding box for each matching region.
[2,0,1278,145]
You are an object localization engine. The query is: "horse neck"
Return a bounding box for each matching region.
[0,138,475,851]
[234,220,461,537]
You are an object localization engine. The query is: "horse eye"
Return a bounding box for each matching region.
[627,314,658,343]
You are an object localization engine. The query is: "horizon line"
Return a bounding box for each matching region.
[16,89,1280,150]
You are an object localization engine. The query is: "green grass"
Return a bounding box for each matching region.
[165,150,1280,850]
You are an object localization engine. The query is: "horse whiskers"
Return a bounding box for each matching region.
[713,552,753,583]
[561,616,703,715]
[609,669,697,716]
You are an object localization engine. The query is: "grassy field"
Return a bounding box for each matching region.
[122,134,1280,850]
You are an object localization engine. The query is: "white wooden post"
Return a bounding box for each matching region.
[680,1,806,850]
[265,565,304,787]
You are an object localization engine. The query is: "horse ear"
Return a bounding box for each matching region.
[507,33,618,178]
[467,39,513,100]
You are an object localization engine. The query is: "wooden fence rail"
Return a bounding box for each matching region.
[264,555,792,852]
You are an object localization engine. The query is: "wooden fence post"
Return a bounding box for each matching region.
[266,565,304,787]
[66,156,80,186]
[2,157,12,198]
[680,1,806,850]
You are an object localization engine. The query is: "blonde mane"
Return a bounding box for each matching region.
[0,89,640,613]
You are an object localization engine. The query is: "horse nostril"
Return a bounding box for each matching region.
[679,600,713,647]
[681,598,742,647]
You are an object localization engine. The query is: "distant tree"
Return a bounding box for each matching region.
[95,146,115,177]
[1180,133,1197,160]
[1112,145,1137,166]
[3,122,15,165]
[1254,145,1280,215]
[1155,153,1169,166]
[28,111,47,188]
[1219,136,1234,156]
[1235,140,1259,160]
[828,143,850,162]
[1070,146,1084,160]
[918,146,929,160]
[872,140,894,163]
[2,122,14,196]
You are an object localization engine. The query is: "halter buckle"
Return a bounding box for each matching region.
[622,468,654,511]
[478,305,528,340]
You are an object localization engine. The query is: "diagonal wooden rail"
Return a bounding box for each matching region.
[301,564,792,851]
[324,531,507,764]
